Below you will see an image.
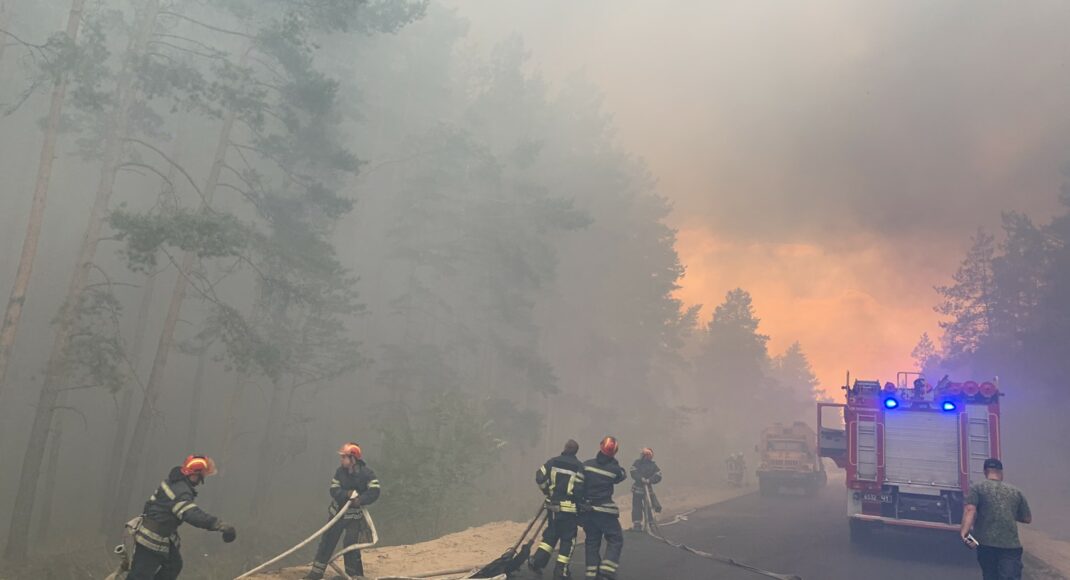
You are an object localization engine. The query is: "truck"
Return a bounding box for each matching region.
[756,421,827,496]
[817,373,1003,542]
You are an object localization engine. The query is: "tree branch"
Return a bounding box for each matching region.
[147,39,229,61]
[117,162,180,203]
[123,138,211,207]
[152,32,224,57]
[0,28,48,49]
[158,11,255,40]
[248,55,284,83]
[52,405,89,431]
[1,77,44,117]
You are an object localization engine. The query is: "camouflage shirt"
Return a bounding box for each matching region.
[966,479,1032,549]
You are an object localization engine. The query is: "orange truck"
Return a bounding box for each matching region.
[756,421,827,496]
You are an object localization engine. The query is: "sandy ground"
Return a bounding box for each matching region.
[1023,529,1070,579]
[246,485,753,579]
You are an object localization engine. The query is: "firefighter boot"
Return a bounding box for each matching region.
[552,561,571,580]
[631,522,642,532]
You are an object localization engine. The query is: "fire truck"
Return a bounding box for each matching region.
[817,373,1002,541]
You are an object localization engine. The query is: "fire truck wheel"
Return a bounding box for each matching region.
[758,477,773,496]
[849,518,871,544]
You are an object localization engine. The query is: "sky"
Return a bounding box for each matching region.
[448,0,1070,394]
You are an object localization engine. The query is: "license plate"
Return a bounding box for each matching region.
[862,493,893,503]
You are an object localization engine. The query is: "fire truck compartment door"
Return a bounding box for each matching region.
[884,411,960,488]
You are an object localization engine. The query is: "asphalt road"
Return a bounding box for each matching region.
[563,481,1063,580]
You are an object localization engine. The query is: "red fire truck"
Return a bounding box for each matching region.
[817,373,1002,541]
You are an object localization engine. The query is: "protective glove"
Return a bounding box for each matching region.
[215,521,237,543]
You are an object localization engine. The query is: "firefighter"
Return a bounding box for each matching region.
[726,453,744,487]
[128,455,236,580]
[304,442,381,580]
[530,439,585,579]
[629,448,662,531]
[580,436,627,580]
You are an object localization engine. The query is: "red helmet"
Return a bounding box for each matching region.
[180,455,217,478]
[599,436,619,458]
[338,442,363,460]
[641,447,654,460]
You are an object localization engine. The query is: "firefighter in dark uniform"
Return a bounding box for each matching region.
[304,442,381,580]
[128,455,236,580]
[530,439,585,578]
[580,436,627,580]
[629,447,662,531]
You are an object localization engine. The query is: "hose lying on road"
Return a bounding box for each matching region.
[235,499,381,579]
[655,508,696,528]
[642,485,803,580]
[378,570,505,580]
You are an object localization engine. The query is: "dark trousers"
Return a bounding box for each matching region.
[127,543,183,580]
[977,546,1023,580]
[631,493,645,525]
[309,518,366,578]
[532,511,578,572]
[582,512,623,579]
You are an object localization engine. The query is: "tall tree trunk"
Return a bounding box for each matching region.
[100,272,155,541]
[250,378,286,518]
[34,422,63,543]
[3,0,159,562]
[0,1,11,73]
[185,339,208,451]
[0,0,84,407]
[113,89,241,522]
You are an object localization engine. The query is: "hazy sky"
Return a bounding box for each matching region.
[448,0,1070,392]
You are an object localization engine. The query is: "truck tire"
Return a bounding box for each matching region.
[758,476,773,496]
[849,518,870,544]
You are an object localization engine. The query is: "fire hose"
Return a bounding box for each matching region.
[641,484,802,580]
[235,498,379,579]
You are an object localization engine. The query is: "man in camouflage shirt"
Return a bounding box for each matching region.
[961,458,1032,580]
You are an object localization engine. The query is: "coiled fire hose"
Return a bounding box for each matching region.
[235,498,379,579]
[641,484,803,580]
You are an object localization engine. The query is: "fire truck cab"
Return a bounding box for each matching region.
[817,373,1002,541]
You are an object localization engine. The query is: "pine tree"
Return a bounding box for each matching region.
[934,229,996,363]
[772,341,820,402]
[911,332,938,372]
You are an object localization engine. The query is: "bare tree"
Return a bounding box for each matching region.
[3,0,160,561]
[0,0,84,407]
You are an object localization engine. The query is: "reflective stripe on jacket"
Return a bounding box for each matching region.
[581,453,627,515]
[536,452,585,513]
[328,462,380,520]
[135,467,219,554]
[630,458,663,493]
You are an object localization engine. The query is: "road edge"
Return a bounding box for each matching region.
[1022,528,1070,579]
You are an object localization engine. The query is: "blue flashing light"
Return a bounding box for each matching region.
[883,398,899,410]
[942,401,957,412]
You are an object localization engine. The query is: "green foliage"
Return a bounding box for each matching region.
[56,287,126,394]
[108,207,250,272]
[771,341,820,402]
[699,288,771,386]
[373,391,505,541]
[934,229,995,361]
[911,332,938,372]
[202,303,284,380]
